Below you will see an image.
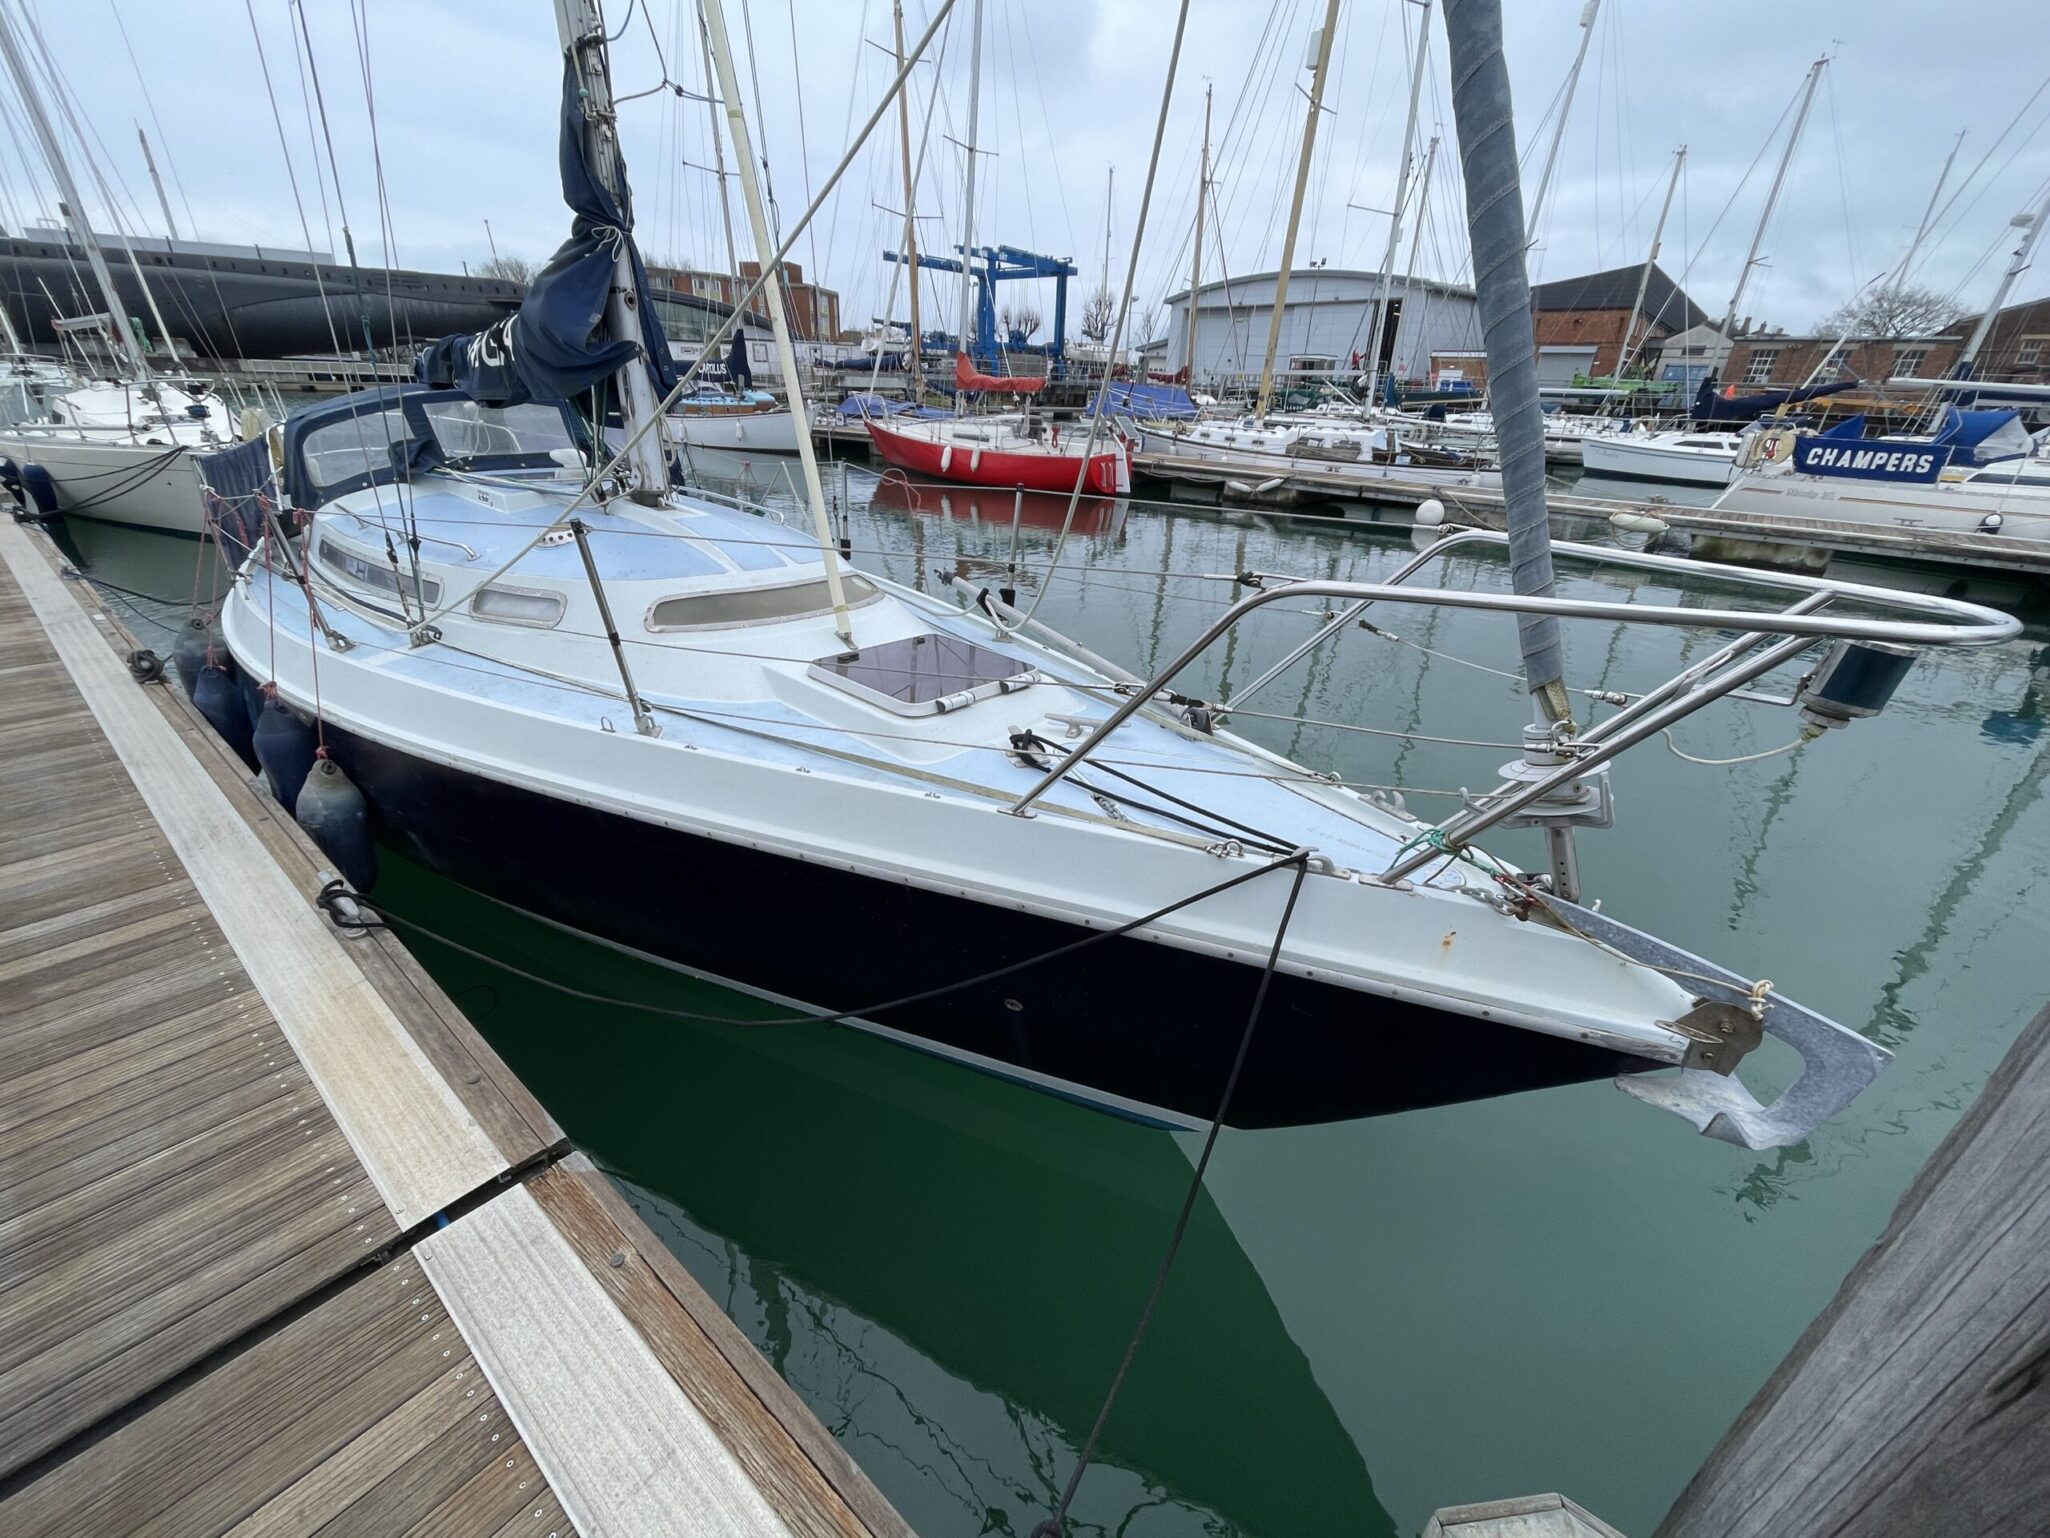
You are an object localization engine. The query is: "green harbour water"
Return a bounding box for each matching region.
[58,461,2050,1536]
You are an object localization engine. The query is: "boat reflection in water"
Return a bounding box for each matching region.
[369,851,1395,1538]
[866,470,1130,540]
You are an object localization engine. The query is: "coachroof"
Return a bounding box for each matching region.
[1530,262,1707,333]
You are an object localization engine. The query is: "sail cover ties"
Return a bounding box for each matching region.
[416,54,677,409]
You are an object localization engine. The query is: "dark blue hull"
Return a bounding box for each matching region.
[325,724,1653,1129]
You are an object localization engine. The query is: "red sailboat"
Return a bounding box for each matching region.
[863,354,1131,495]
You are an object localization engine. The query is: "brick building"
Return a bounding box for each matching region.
[1719,329,1965,389]
[644,260,842,342]
[1957,295,2050,383]
[1529,262,1708,378]
[736,260,840,341]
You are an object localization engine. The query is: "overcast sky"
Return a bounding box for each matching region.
[11,1,2050,344]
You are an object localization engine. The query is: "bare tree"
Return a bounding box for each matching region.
[478,254,536,285]
[1009,304,1042,343]
[1816,283,1969,339]
[1136,304,1162,345]
[1080,285,1115,343]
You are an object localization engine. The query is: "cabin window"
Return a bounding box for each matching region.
[421,399,578,464]
[298,407,410,490]
[470,583,565,628]
[314,535,442,606]
[646,574,880,631]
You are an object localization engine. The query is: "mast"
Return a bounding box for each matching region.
[953,0,984,406]
[137,125,178,243]
[1362,0,1432,402]
[1394,132,1438,370]
[1439,0,1566,718]
[0,7,148,379]
[1716,55,1826,370]
[1524,0,1599,239]
[1253,0,1342,422]
[1617,145,1683,375]
[554,0,670,502]
[891,0,922,398]
[1185,83,1209,386]
[694,3,742,303]
[1960,183,2050,372]
[701,0,856,644]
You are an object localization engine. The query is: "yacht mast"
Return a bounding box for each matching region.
[1618,145,1684,375]
[1960,183,2050,372]
[1362,0,1432,402]
[1524,0,1599,239]
[1716,56,1826,370]
[694,3,742,302]
[554,0,670,502]
[891,0,922,398]
[1185,83,1209,386]
[137,126,178,244]
[1253,0,1342,422]
[954,0,984,409]
[1439,4,1565,704]
[0,7,148,380]
[1394,132,1438,362]
[701,0,857,644]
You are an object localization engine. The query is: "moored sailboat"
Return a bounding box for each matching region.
[215,0,2013,1149]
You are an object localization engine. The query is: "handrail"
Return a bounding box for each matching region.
[1005,531,2019,818]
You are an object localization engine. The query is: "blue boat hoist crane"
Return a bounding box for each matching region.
[883,242,1078,377]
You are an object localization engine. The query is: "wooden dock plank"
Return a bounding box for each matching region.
[0,522,902,1535]
[1,517,507,1229]
[418,1181,800,1538]
[0,1255,575,1538]
[538,1157,911,1538]
[0,544,410,1480]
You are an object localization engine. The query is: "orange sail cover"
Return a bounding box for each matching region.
[954,352,1046,394]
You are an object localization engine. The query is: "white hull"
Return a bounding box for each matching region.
[0,431,206,534]
[1135,423,1498,492]
[668,407,802,454]
[1578,434,1737,486]
[1713,470,2050,540]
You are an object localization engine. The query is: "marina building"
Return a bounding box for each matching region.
[1529,261,1708,379]
[1157,267,1481,389]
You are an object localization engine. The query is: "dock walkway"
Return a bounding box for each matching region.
[0,514,907,1537]
[1129,450,2050,578]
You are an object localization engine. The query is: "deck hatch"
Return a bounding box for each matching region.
[809,633,1037,716]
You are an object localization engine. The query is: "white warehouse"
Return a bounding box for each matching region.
[1156,267,1483,388]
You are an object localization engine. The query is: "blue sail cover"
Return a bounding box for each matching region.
[193,435,280,563]
[1093,381,1197,419]
[1789,408,2029,482]
[1693,375,1860,426]
[416,54,677,408]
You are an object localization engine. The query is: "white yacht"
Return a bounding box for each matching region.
[1134,415,1498,492]
[0,374,239,533]
[1578,424,1750,486]
[210,0,2015,1151]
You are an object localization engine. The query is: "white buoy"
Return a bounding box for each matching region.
[1609,509,1669,535]
[1415,497,1445,527]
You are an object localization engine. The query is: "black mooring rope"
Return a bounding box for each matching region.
[1031,852,1310,1538]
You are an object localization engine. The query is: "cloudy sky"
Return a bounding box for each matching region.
[12,0,2050,344]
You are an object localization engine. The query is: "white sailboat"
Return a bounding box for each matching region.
[1582,59,1828,488]
[0,10,239,534]
[214,0,2011,1149]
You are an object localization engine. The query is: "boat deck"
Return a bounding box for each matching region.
[0,515,907,1536]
